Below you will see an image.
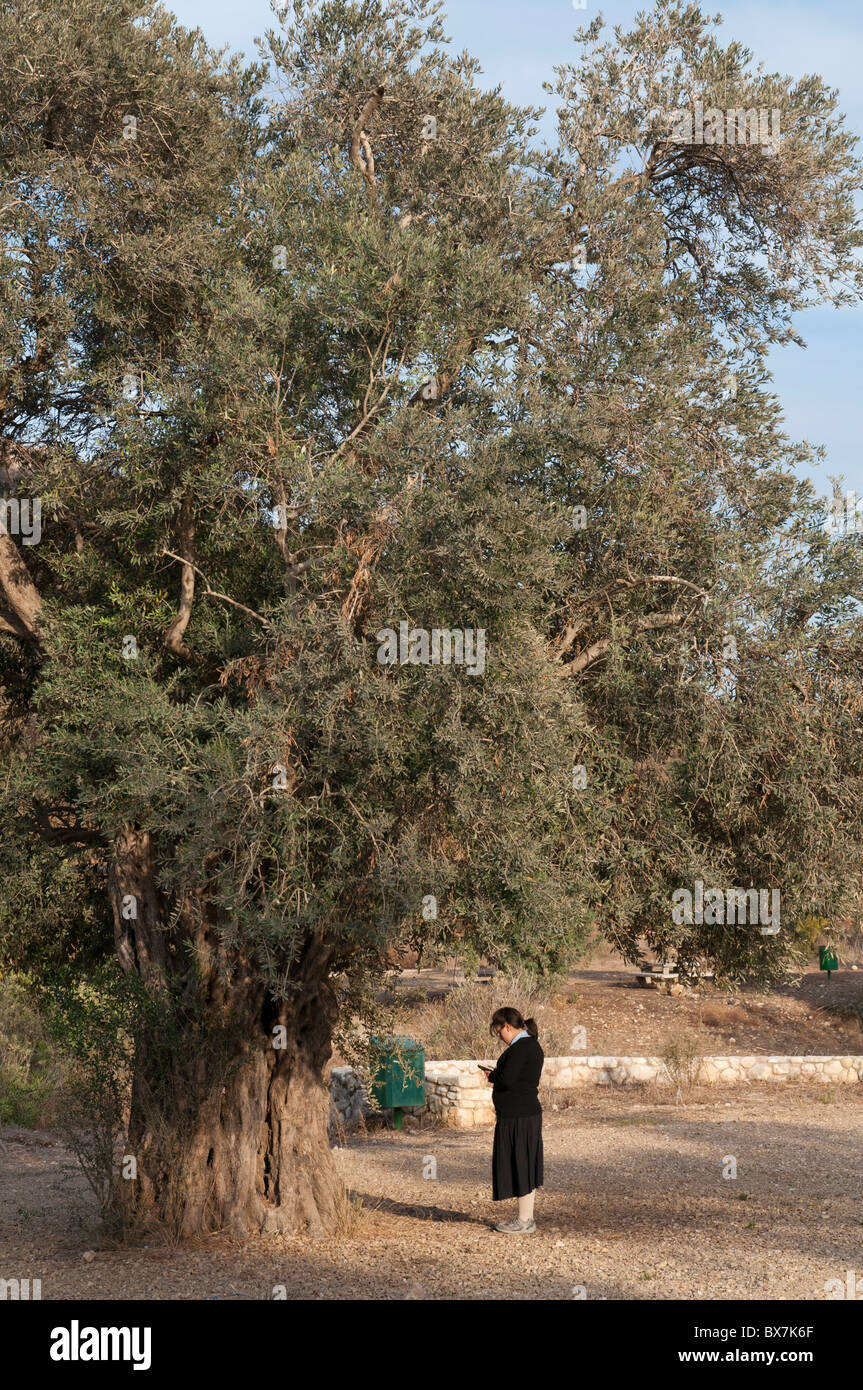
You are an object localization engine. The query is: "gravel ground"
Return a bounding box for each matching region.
[3,1084,861,1300]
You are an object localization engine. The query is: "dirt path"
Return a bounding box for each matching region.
[3,1085,861,1300]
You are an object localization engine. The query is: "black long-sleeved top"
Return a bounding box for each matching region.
[487,1036,544,1118]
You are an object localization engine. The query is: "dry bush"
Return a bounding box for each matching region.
[700,1004,750,1028]
[53,1058,132,1238]
[639,1076,676,1105]
[396,965,572,1060]
[541,1084,584,1111]
[660,1031,705,1100]
[331,1190,371,1237]
[824,1003,863,1038]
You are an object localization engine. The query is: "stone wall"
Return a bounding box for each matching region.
[329,1065,367,1131]
[330,1053,863,1133]
[424,1060,497,1128]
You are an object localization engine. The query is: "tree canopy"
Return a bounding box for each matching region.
[1,0,862,1234]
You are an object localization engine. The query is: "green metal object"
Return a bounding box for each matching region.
[819,945,838,975]
[370,1034,425,1121]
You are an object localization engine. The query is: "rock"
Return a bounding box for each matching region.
[629,1064,656,1081]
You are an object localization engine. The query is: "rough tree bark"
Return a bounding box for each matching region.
[0,441,43,641]
[107,830,346,1237]
[107,828,167,984]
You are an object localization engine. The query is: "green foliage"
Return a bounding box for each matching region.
[0,973,63,1126]
[0,0,862,1116]
[37,965,143,1219]
[794,913,829,956]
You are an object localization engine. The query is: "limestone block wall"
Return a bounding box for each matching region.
[424,1055,863,1126]
[691,1055,863,1085]
[330,1054,863,1133]
[329,1065,367,1130]
[423,1061,497,1128]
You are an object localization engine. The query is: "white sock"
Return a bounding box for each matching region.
[518,1191,535,1223]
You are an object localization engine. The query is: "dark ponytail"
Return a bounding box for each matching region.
[490,1006,539,1043]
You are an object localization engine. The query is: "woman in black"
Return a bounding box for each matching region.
[479,1006,544,1233]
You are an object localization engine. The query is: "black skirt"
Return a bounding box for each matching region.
[492,1113,544,1200]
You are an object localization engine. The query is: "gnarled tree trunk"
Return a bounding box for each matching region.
[108,830,345,1238]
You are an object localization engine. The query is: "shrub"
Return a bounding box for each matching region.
[700,1004,749,1028]
[794,914,828,956]
[398,965,572,1060]
[0,972,64,1127]
[660,1031,704,1098]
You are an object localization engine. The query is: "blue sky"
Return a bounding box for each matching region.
[166,0,862,502]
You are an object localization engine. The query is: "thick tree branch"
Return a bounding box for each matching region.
[350,85,385,198]
[561,609,691,678]
[341,472,423,624]
[555,576,709,659]
[163,494,196,661]
[0,438,44,642]
[0,531,42,642]
[0,606,33,638]
[35,806,107,847]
